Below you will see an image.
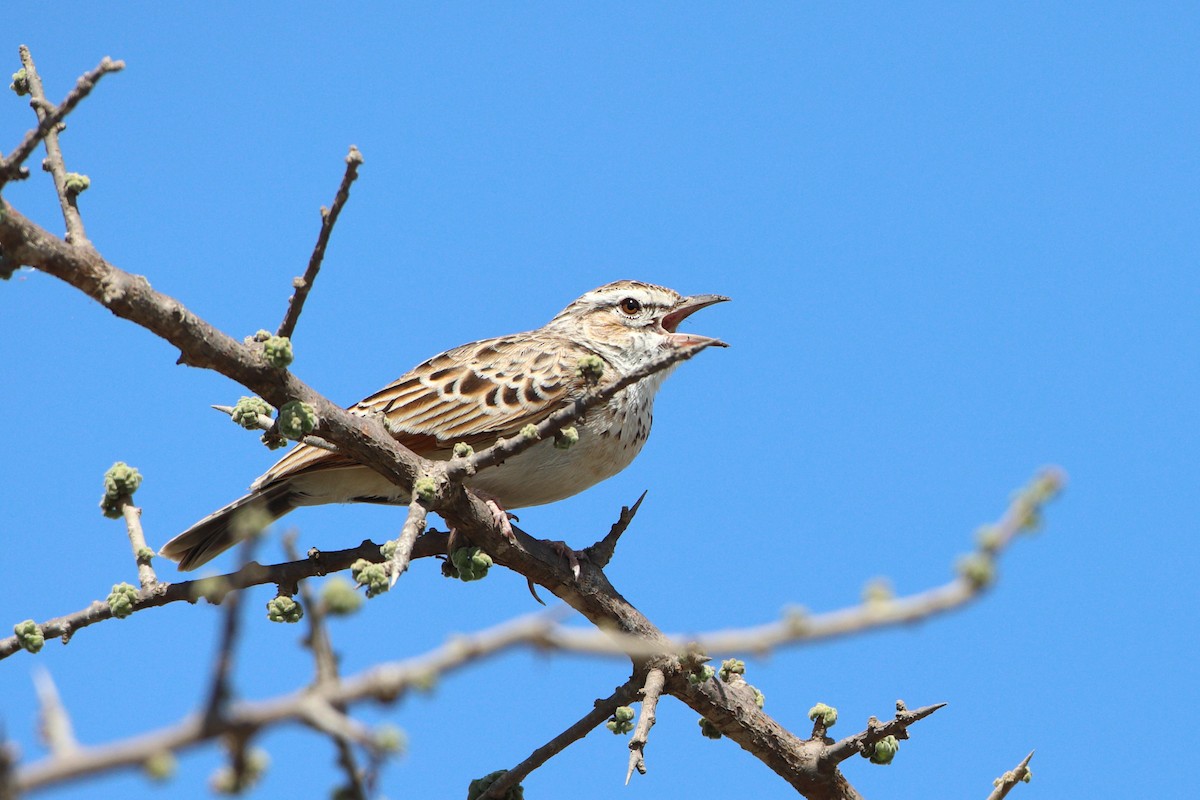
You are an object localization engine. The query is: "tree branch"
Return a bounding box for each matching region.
[13,613,612,793]
[625,667,664,783]
[14,46,89,246]
[986,751,1034,800]
[484,679,639,799]
[276,145,363,340]
[0,52,123,188]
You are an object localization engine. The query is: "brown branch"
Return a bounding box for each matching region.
[625,668,664,783]
[822,701,947,767]
[585,491,646,569]
[0,534,447,661]
[0,52,123,188]
[15,47,89,246]
[986,751,1034,800]
[276,145,363,340]
[484,679,639,799]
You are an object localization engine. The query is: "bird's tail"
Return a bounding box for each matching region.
[159,482,297,571]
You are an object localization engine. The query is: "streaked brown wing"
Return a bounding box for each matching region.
[253,332,597,488]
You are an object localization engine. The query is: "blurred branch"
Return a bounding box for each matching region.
[14,613,607,793]
[276,145,363,340]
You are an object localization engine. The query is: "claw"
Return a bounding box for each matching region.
[486,499,516,541]
[549,540,582,579]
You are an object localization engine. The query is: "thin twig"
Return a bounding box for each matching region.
[484,680,639,799]
[276,146,363,340]
[210,404,339,452]
[120,502,158,589]
[822,702,947,767]
[986,751,1034,800]
[33,670,78,756]
[625,668,664,783]
[585,491,647,569]
[386,498,429,587]
[0,53,123,188]
[16,46,88,246]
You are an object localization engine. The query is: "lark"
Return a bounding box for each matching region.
[161,280,728,570]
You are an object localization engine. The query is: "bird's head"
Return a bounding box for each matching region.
[548,280,729,367]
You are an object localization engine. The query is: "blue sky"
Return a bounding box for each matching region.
[2,4,1197,798]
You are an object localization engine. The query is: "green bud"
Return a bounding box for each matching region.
[553,426,579,450]
[783,605,811,635]
[698,718,722,740]
[413,476,438,504]
[808,702,838,728]
[14,620,44,653]
[467,770,522,800]
[957,553,995,588]
[575,354,605,383]
[136,546,155,562]
[520,423,539,440]
[862,578,894,605]
[351,558,389,598]
[868,734,899,765]
[613,705,635,722]
[10,68,29,95]
[262,335,293,368]
[447,546,493,582]
[687,665,715,685]
[277,400,316,439]
[975,525,1003,553]
[210,748,269,795]
[453,442,474,458]
[100,462,142,517]
[719,658,745,682]
[752,687,765,708]
[373,724,407,756]
[107,582,139,619]
[261,431,288,450]
[63,173,90,195]
[143,750,177,781]
[320,577,363,616]
[266,594,303,623]
[232,396,273,429]
[606,714,634,734]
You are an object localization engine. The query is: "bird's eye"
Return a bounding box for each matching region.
[619,297,642,315]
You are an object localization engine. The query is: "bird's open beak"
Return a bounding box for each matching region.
[661,293,730,347]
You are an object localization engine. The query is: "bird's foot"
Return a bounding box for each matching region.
[548,540,585,580]
[485,499,517,541]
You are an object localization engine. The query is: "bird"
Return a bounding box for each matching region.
[160,280,728,570]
